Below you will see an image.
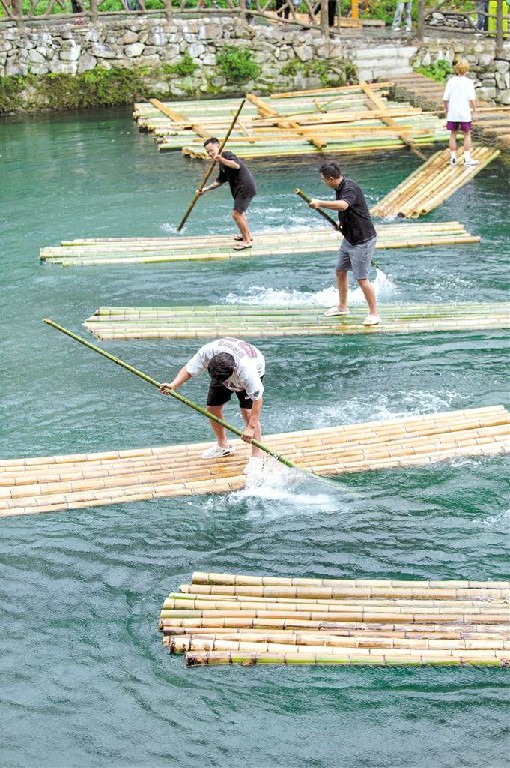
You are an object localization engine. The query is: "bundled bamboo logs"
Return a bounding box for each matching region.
[160,572,510,667]
[82,302,510,341]
[132,85,449,157]
[371,147,500,218]
[1,406,508,517]
[40,221,479,267]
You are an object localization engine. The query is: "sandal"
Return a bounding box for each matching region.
[233,243,252,251]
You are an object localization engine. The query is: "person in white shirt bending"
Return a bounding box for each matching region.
[159,337,265,474]
[443,59,478,167]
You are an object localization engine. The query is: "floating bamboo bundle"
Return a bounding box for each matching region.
[159,572,510,667]
[372,147,501,218]
[132,86,449,157]
[39,221,479,267]
[1,406,508,517]
[82,301,510,341]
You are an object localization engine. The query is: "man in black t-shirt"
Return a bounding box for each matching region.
[198,137,257,250]
[309,161,381,326]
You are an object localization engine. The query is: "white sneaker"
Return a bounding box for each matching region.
[392,26,400,32]
[405,25,412,31]
[464,158,479,166]
[243,456,265,475]
[363,314,381,326]
[450,157,457,165]
[201,444,235,459]
[324,307,350,317]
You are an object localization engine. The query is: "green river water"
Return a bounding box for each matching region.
[0,108,509,767]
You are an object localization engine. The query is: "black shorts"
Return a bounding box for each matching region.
[207,376,264,409]
[233,193,255,214]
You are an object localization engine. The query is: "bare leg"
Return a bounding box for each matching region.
[240,408,262,457]
[463,130,472,152]
[336,269,349,311]
[206,405,230,448]
[357,278,378,315]
[232,210,252,244]
[449,130,458,153]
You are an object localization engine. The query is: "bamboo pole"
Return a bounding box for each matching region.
[177,98,246,232]
[42,319,353,493]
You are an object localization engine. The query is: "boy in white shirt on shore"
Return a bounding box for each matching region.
[443,59,478,167]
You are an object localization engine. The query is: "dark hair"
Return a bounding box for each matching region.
[319,162,342,179]
[208,353,235,382]
[204,137,220,148]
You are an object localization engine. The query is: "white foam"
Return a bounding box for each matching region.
[275,391,461,434]
[160,222,180,234]
[479,508,510,530]
[224,268,396,307]
[228,458,354,520]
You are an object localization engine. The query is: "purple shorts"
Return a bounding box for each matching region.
[446,121,472,132]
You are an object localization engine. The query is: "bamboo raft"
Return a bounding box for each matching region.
[83,302,510,341]
[1,406,508,517]
[371,147,500,218]
[160,572,510,667]
[39,221,479,267]
[391,73,510,151]
[132,85,449,157]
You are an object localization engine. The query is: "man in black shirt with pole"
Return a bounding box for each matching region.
[309,161,381,326]
[199,137,257,250]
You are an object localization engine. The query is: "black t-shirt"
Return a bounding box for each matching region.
[217,151,256,199]
[335,177,376,245]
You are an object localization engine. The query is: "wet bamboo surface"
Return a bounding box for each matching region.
[160,572,510,667]
[83,302,510,341]
[371,147,501,218]
[390,73,510,150]
[132,85,449,157]
[40,221,479,267]
[1,405,508,517]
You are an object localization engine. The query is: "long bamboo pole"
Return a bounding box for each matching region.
[294,188,381,271]
[177,98,246,232]
[42,319,352,492]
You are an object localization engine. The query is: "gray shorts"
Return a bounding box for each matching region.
[336,236,377,280]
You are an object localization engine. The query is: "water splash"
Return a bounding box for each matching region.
[160,222,180,234]
[275,390,461,434]
[230,458,354,517]
[224,268,396,307]
[479,508,510,530]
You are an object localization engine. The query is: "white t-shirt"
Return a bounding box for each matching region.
[185,337,265,401]
[443,75,476,123]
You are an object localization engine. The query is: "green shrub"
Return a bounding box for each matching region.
[216,46,260,83]
[415,60,452,83]
[166,52,198,77]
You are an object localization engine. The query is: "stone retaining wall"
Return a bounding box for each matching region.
[414,39,510,104]
[0,17,508,110]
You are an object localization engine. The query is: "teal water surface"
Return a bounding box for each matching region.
[1,108,509,768]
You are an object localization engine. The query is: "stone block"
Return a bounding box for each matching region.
[495,60,510,73]
[478,87,497,99]
[188,42,205,58]
[125,43,145,57]
[123,31,139,45]
[495,72,510,89]
[497,89,510,104]
[90,44,116,59]
[77,53,97,72]
[28,63,49,75]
